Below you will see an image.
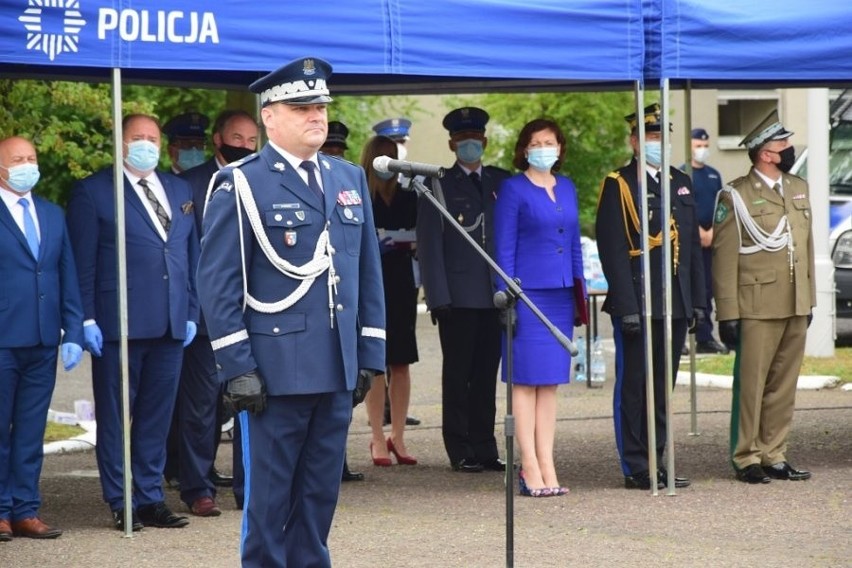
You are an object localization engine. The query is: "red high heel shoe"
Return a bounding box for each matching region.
[386,437,417,465]
[370,441,392,467]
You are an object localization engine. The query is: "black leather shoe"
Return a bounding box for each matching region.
[342,463,365,482]
[763,462,811,481]
[658,468,691,488]
[209,468,233,488]
[696,340,729,354]
[137,502,189,528]
[451,459,484,473]
[383,412,421,427]
[112,509,143,532]
[736,464,771,484]
[624,471,663,490]
[480,458,507,472]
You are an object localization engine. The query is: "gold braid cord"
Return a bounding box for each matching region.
[598,172,679,273]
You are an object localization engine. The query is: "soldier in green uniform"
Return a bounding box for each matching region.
[712,110,816,484]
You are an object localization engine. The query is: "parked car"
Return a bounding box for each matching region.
[792,92,852,318]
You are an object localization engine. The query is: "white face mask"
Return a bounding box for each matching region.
[692,147,710,164]
[396,142,408,161]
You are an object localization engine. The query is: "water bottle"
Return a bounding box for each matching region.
[574,335,586,382]
[590,336,606,383]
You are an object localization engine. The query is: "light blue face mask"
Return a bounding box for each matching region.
[527,147,559,171]
[125,140,160,172]
[644,140,671,168]
[177,148,206,171]
[455,139,484,164]
[1,163,40,193]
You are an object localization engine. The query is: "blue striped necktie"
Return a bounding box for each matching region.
[18,197,39,258]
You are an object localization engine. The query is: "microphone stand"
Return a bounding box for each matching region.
[408,176,578,568]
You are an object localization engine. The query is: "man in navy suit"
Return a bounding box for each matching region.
[0,136,83,541]
[595,104,705,491]
[166,109,259,516]
[197,57,385,568]
[417,107,510,473]
[66,114,199,531]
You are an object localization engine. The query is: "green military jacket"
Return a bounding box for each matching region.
[712,169,816,320]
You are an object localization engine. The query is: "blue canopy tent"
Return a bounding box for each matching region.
[0,0,644,92]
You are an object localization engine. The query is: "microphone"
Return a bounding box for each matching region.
[372,156,445,179]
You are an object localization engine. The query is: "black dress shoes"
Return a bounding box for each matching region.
[736,464,771,484]
[209,468,233,488]
[112,509,143,532]
[382,412,422,427]
[657,468,691,488]
[451,459,484,473]
[480,458,507,472]
[696,340,729,354]
[624,471,663,490]
[763,462,812,481]
[342,461,365,482]
[137,502,190,528]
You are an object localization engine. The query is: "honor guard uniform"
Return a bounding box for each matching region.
[196,57,386,567]
[321,121,349,158]
[417,107,510,472]
[163,112,209,174]
[712,110,815,484]
[595,103,705,490]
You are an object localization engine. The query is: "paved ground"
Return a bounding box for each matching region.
[3,312,850,567]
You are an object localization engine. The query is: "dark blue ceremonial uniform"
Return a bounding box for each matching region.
[197,145,385,567]
[417,163,509,466]
[689,162,723,344]
[595,158,704,478]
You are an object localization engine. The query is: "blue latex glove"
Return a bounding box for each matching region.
[83,323,103,357]
[61,342,83,371]
[378,236,395,255]
[184,321,197,347]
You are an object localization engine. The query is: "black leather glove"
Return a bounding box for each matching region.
[430,305,451,325]
[224,370,267,415]
[621,313,641,337]
[353,369,376,407]
[719,320,739,348]
[688,309,705,335]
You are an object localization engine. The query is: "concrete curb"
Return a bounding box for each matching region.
[675,372,841,390]
[43,420,96,455]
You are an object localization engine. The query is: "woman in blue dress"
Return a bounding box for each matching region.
[494,119,587,497]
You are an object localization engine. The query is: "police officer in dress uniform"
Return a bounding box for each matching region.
[417,107,509,473]
[712,110,814,484]
[163,112,210,174]
[684,128,728,354]
[164,109,260,515]
[196,57,386,568]
[595,103,705,490]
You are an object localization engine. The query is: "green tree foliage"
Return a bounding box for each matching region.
[459,91,638,234]
[0,80,225,205]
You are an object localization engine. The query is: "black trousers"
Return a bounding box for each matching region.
[438,308,501,465]
[612,316,687,476]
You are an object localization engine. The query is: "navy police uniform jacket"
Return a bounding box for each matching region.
[595,158,705,319]
[197,145,386,395]
[66,168,199,341]
[417,164,510,309]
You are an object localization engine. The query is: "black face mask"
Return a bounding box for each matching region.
[776,146,796,173]
[219,143,254,164]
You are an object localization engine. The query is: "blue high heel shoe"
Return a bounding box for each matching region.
[518,468,552,498]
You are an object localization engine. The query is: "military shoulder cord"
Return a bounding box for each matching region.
[719,185,794,281]
[601,172,679,273]
[230,168,339,326]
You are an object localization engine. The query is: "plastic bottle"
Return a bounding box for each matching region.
[574,335,586,382]
[590,336,606,383]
